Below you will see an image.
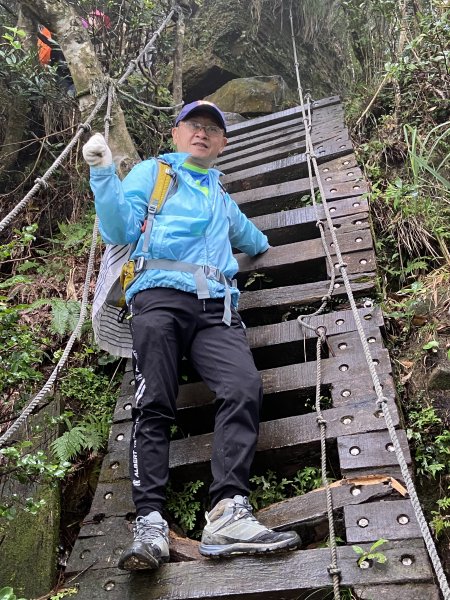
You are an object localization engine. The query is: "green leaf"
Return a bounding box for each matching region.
[352,545,365,555]
[370,538,388,551]
[422,340,439,351]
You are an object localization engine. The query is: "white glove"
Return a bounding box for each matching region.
[82,133,113,167]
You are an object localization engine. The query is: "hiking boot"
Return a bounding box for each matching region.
[199,495,301,557]
[118,511,169,570]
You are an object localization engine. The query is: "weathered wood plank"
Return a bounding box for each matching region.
[344,499,420,543]
[235,231,373,277]
[225,101,343,144]
[250,203,368,236]
[102,400,400,482]
[222,117,346,162]
[222,141,354,193]
[238,274,376,315]
[226,96,341,136]
[223,120,306,153]
[248,205,369,247]
[355,583,440,600]
[338,430,411,474]
[331,373,396,407]
[232,174,366,219]
[69,540,433,600]
[246,306,383,349]
[256,480,395,531]
[220,128,350,174]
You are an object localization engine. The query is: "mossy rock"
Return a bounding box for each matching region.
[206,76,292,115]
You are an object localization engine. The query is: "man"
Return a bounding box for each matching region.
[82,100,300,571]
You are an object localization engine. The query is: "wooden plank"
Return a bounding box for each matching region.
[69,540,433,600]
[250,201,368,233]
[331,373,396,407]
[256,480,395,531]
[67,516,203,574]
[219,126,349,173]
[226,96,341,136]
[223,120,306,153]
[85,479,134,518]
[235,231,373,277]
[344,499,421,543]
[221,139,320,175]
[246,306,383,349]
[225,101,343,142]
[102,400,400,482]
[222,117,346,162]
[355,583,440,600]
[338,430,411,474]
[238,274,376,315]
[247,207,369,247]
[231,173,367,218]
[222,140,354,193]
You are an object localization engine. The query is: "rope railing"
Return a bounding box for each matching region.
[289,7,450,599]
[288,10,341,600]
[0,7,177,448]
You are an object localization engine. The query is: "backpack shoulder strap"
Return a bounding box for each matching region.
[142,159,176,253]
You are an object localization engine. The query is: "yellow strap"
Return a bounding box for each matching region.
[152,160,173,210]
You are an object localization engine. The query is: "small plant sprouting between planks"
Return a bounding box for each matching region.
[352,538,388,567]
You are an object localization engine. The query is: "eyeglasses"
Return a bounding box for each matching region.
[181,120,224,137]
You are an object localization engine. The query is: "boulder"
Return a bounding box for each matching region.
[206,76,292,116]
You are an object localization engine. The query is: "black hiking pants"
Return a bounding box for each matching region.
[129,287,263,517]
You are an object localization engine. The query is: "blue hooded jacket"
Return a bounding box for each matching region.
[89,152,269,306]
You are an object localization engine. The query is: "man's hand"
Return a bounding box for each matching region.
[82,133,113,167]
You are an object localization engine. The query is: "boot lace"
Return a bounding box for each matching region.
[233,496,258,522]
[134,517,167,545]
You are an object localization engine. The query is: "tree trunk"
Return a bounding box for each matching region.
[0,8,32,178]
[17,0,140,177]
[173,10,185,107]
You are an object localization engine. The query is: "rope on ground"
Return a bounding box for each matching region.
[0,7,177,234]
[289,9,341,600]
[0,7,177,448]
[289,7,450,599]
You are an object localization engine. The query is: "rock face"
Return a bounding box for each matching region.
[181,0,345,102]
[206,76,292,115]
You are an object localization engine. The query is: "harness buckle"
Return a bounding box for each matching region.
[135,256,145,273]
[203,265,219,280]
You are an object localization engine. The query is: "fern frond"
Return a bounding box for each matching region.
[51,427,88,462]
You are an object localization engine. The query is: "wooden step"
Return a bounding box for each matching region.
[69,539,433,600]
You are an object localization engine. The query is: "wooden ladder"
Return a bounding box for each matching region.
[67,96,440,600]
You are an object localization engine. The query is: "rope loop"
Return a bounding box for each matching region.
[103,115,113,124]
[34,177,49,190]
[376,396,389,409]
[337,262,348,271]
[78,122,92,133]
[321,294,332,303]
[317,415,327,426]
[315,325,327,341]
[316,219,324,229]
[327,566,341,578]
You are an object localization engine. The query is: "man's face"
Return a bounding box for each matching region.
[172,111,227,167]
